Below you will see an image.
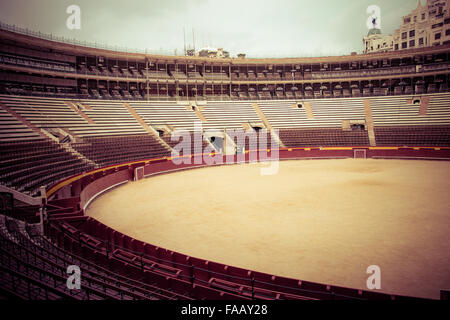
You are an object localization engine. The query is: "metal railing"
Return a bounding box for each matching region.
[51,220,374,301]
[0,21,177,57]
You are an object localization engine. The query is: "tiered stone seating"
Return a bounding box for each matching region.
[72,134,170,167]
[0,106,41,142]
[186,71,203,80]
[257,99,366,129]
[370,93,450,127]
[99,88,112,99]
[374,126,450,146]
[46,218,250,300]
[78,101,146,137]
[0,96,148,138]
[0,139,94,195]
[0,215,192,300]
[201,101,261,130]
[0,95,86,131]
[120,68,134,78]
[170,70,187,79]
[238,91,249,100]
[229,129,277,151]
[279,128,370,147]
[258,91,272,99]
[1,93,448,301]
[142,70,170,79]
[129,101,199,131]
[203,72,230,81]
[161,131,210,156]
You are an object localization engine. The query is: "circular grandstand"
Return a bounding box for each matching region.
[0,20,449,301]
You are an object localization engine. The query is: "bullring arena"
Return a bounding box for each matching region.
[1,2,450,301]
[87,159,450,300]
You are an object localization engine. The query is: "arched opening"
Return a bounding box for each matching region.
[209,136,223,152]
[156,130,165,137]
[350,124,366,131]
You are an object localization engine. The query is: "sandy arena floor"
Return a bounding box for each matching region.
[87,159,450,299]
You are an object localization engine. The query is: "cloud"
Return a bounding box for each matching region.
[0,0,421,57]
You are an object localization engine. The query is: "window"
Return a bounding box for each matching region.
[419,38,424,45]
[402,42,408,49]
[410,40,415,47]
[446,29,450,36]
[402,32,407,39]
[414,16,417,22]
[404,17,411,24]
[432,23,443,29]
[435,33,441,40]
[410,30,415,37]
[422,13,426,20]
[395,44,399,50]
[351,124,366,131]
[445,17,450,24]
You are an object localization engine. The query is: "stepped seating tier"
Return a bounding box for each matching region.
[72,135,170,167]
[0,140,95,196]
[279,128,370,148]
[0,93,449,197]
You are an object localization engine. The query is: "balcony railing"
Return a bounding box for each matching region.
[0,21,177,57]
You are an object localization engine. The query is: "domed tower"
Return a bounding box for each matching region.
[367,28,382,37]
[363,27,393,54]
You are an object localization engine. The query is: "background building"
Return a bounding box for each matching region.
[186,47,232,58]
[197,47,230,58]
[364,0,450,54]
[363,28,394,54]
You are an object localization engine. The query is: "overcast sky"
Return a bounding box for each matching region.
[0,0,424,58]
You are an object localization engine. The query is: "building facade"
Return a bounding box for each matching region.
[364,0,450,54]
[197,47,230,58]
[363,28,394,54]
